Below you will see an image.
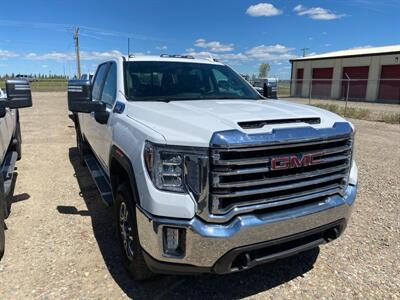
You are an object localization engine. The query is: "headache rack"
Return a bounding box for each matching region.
[198,122,354,223]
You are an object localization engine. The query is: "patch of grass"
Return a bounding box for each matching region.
[278,81,291,97]
[0,79,67,92]
[380,112,400,124]
[311,103,399,124]
[345,107,371,119]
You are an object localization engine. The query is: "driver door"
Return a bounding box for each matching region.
[84,62,117,172]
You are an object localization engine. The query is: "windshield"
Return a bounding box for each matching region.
[124,61,260,101]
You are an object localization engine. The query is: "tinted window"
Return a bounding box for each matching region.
[92,64,109,100]
[124,61,259,101]
[101,63,117,107]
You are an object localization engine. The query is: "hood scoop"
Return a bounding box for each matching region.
[238,117,321,130]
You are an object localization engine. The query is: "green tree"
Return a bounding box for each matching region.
[258,63,270,78]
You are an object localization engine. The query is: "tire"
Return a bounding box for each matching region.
[11,120,22,161]
[115,183,154,280]
[3,170,17,219]
[0,177,6,260]
[76,123,90,166]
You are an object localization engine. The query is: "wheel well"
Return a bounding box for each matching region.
[110,159,128,195]
[110,157,140,206]
[109,146,141,206]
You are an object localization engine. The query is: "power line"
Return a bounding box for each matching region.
[73,27,81,78]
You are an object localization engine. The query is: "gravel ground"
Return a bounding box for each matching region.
[0,92,399,299]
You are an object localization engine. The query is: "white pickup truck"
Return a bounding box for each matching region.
[68,55,358,280]
[0,80,32,260]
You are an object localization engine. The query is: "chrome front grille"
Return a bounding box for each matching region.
[209,135,352,216]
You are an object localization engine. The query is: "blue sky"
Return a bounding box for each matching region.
[0,0,399,78]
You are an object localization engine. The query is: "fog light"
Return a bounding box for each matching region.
[163,227,185,256]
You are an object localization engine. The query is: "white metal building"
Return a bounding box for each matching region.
[290,45,400,104]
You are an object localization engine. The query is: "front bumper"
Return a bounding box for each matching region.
[136,184,357,274]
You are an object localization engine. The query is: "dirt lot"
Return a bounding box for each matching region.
[0,92,399,299]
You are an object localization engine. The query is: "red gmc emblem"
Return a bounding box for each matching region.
[270,152,323,171]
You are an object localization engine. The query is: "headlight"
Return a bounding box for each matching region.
[143,141,208,194]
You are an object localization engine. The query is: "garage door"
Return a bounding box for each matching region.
[378,65,400,103]
[341,66,369,100]
[312,68,333,98]
[295,68,304,96]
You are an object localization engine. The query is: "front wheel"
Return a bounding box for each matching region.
[115,183,154,281]
[11,120,22,161]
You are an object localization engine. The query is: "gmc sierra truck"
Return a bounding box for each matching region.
[68,55,358,280]
[0,80,32,260]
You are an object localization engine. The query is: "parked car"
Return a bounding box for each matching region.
[15,74,36,82]
[68,55,358,280]
[0,80,33,260]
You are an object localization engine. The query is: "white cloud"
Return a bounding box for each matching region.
[156,45,168,50]
[185,43,297,66]
[246,44,294,58]
[41,65,48,68]
[219,53,249,62]
[245,44,295,61]
[351,45,373,49]
[0,49,19,58]
[194,39,234,52]
[246,3,282,17]
[25,52,73,61]
[81,50,123,60]
[24,50,123,61]
[294,5,345,20]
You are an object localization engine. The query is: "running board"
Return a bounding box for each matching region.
[84,156,113,207]
[1,151,18,196]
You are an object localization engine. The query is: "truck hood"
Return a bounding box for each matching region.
[125,99,347,147]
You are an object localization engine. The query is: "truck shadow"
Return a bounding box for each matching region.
[6,173,31,214]
[66,147,320,299]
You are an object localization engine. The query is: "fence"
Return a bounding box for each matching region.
[284,78,400,105]
[1,78,399,105]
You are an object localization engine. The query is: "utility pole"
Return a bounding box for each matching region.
[73,27,81,78]
[301,48,310,57]
[128,38,131,57]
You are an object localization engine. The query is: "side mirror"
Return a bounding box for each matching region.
[5,80,33,109]
[68,80,104,113]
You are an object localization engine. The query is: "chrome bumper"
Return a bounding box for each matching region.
[136,184,357,268]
